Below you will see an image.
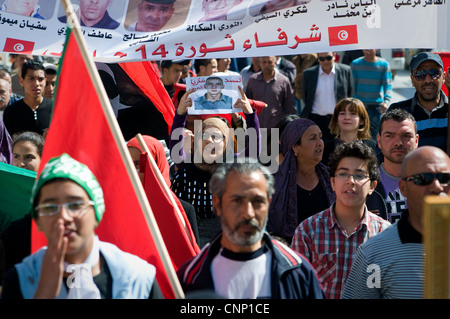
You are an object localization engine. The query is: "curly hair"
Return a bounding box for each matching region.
[328,141,379,182]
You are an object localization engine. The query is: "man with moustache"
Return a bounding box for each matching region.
[388,52,448,153]
[177,160,325,299]
[367,109,419,223]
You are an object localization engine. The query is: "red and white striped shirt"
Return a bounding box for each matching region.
[290,205,391,299]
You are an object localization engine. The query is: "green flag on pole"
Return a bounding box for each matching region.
[0,162,36,234]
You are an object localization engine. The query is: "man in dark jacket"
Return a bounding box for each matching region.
[301,52,353,143]
[177,160,325,299]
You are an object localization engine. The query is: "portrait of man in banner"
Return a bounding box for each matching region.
[0,0,56,19]
[58,0,124,30]
[198,0,246,22]
[125,0,191,32]
[249,0,310,16]
[188,75,242,115]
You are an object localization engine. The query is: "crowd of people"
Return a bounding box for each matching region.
[0,49,450,299]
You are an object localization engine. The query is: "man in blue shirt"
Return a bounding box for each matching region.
[196,76,233,111]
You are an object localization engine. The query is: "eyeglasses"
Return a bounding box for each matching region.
[35,200,95,217]
[334,172,370,182]
[202,132,225,142]
[402,172,450,186]
[318,56,333,62]
[412,68,442,81]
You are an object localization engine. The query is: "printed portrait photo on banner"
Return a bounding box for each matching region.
[197,0,246,22]
[57,0,126,30]
[0,0,57,20]
[249,0,310,17]
[187,75,243,115]
[125,0,191,32]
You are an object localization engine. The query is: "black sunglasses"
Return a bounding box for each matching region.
[403,172,450,186]
[412,68,442,81]
[318,56,333,62]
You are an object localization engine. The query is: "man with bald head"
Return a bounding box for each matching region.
[343,146,450,299]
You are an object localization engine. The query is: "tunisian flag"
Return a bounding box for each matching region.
[31,26,181,298]
[119,61,174,135]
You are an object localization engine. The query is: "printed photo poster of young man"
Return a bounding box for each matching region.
[56,0,126,30]
[124,0,192,32]
[187,75,243,115]
[0,0,57,20]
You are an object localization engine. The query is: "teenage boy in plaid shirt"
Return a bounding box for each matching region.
[290,141,391,299]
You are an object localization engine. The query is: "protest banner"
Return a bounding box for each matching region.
[0,0,448,61]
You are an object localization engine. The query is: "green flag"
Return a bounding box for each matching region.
[0,162,36,234]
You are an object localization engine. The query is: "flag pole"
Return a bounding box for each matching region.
[60,0,185,299]
[135,133,197,248]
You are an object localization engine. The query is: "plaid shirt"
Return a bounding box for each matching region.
[290,205,391,299]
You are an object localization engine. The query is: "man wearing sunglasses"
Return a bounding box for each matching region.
[301,52,354,143]
[343,145,450,299]
[388,52,448,154]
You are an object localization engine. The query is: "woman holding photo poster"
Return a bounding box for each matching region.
[169,86,261,247]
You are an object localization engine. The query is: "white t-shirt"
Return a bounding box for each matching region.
[312,65,336,116]
[211,245,272,299]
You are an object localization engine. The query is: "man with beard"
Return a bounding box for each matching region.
[176,160,325,299]
[367,109,419,223]
[388,52,448,153]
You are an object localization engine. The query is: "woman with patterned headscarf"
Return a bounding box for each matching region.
[169,88,260,247]
[268,118,335,244]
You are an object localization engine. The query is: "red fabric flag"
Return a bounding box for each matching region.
[139,152,200,268]
[436,52,449,96]
[31,28,178,298]
[118,61,175,135]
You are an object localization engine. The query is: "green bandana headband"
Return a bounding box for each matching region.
[31,154,105,222]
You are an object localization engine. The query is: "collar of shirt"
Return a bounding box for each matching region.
[319,64,336,77]
[326,204,370,234]
[397,210,422,244]
[412,90,448,114]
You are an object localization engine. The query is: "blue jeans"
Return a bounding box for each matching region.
[366,103,382,142]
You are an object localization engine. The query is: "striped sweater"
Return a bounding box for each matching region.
[342,211,424,299]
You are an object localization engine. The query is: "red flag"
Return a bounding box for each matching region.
[140,152,200,268]
[31,27,180,298]
[118,61,174,135]
[3,38,35,54]
[328,25,359,46]
[436,52,449,96]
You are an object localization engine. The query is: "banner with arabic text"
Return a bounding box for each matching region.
[0,0,448,62]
